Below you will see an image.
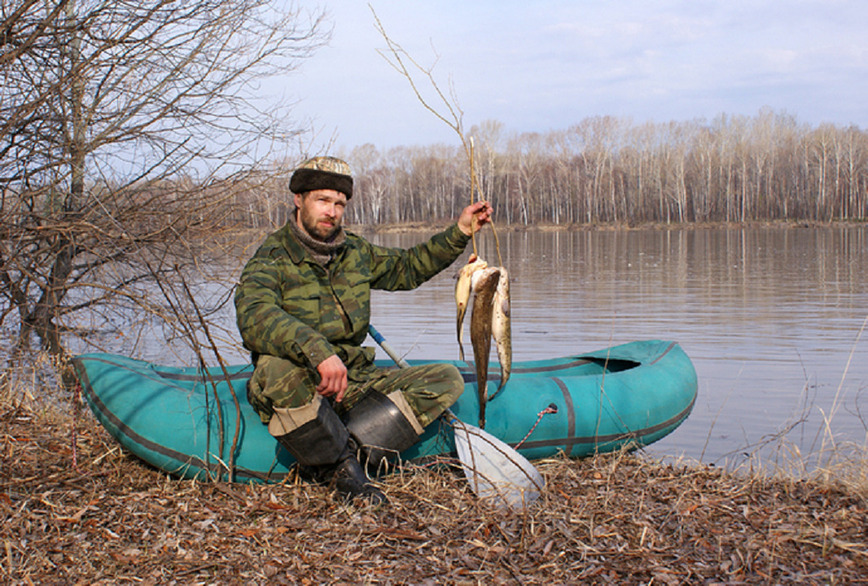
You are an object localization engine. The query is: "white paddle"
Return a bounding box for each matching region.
[368,325,544,510]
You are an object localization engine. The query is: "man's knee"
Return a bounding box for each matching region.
[404,363,465,427]
[247,354,317,423]
[435,363,466,403]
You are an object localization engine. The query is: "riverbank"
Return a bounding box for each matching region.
[2,390,865,584]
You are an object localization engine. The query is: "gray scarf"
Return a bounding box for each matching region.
[288,213,346,266]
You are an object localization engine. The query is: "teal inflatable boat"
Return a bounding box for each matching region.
[72,339,697,483]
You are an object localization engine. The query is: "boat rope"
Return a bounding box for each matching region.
[514,403,558,450]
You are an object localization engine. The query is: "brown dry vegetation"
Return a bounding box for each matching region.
[2,389,866,585]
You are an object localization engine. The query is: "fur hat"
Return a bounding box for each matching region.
[289,156,353,199]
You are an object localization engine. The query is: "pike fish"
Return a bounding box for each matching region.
[454,254,488,361]
[490,268,512,393]
[469,266,501,429]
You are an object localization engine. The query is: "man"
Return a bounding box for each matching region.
[235,156,492,504]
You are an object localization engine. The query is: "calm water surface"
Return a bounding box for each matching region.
[366,226,868,469]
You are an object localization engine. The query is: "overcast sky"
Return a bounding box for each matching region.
[283,1,868,151]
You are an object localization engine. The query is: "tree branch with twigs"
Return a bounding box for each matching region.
[1,0,329,363]
[370,5,502,265]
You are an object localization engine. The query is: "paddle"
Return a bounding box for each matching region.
[367,324,544,510]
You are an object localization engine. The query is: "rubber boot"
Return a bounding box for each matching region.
[273,398,386,505]
[328,441,387,504]
[343,390,424,475]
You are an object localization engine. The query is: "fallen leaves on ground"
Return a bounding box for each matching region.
[1,398,865,585]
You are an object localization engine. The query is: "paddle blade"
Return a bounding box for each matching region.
[451,417,544,510]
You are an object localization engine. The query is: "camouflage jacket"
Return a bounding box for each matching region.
[235,222,470,371]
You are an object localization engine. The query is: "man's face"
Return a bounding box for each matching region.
[295,189,348,241]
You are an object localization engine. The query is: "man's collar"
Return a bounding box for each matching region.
[283,213,346,266]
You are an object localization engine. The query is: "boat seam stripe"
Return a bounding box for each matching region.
[552,377,576,454]
[146,357,592,384]
[72,358,285,483]
[516,391,697,450]
[457,358,592,382]
[648,342,677,366]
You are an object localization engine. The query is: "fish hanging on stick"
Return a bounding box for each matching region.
[456,257,514,426]
[469,266,501,429]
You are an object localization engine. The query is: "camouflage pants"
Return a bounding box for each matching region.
[247,354,464,433]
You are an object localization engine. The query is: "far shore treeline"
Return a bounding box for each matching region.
[239,111,867,229]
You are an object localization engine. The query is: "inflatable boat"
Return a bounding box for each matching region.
[72,339,697,483]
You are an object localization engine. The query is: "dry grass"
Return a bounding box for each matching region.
[2,384,866,585]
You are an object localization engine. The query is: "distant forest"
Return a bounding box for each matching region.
[241,109,867,229]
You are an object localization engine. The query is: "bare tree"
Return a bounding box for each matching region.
[0,0,328,361]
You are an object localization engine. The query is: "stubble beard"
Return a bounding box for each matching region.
[299,208,339,242]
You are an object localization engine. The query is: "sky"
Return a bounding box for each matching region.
[282,1,868,151]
